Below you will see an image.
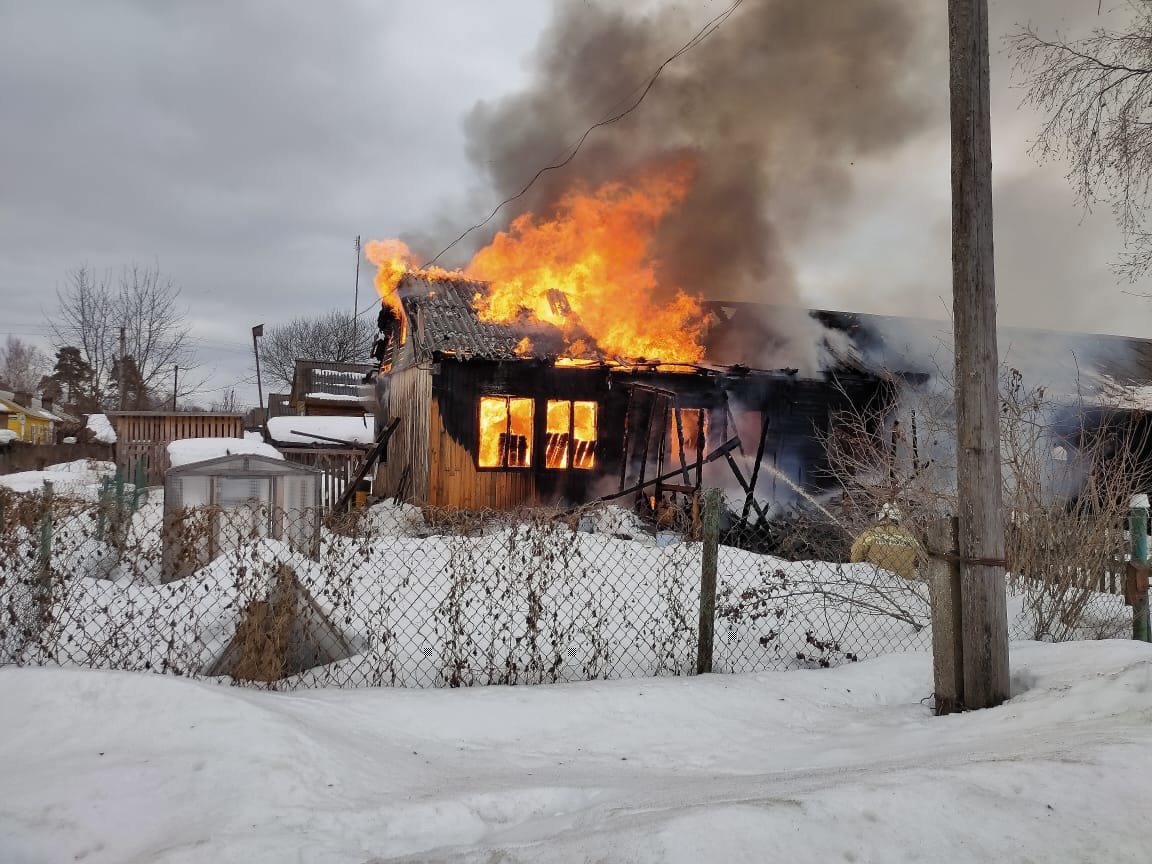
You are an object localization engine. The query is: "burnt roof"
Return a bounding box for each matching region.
[389,277,1152,390]
[399,276,524,361]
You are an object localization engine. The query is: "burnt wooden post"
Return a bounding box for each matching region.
[949,0,1010,709]
[929,517,964,715]
[696,487,720,674]
[694,409,705,490]
[674,407,691,484]
[741,408,770,522]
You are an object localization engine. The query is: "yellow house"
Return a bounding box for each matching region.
[0,391,58,444]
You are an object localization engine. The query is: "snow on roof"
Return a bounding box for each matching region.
[167,437,283,468]
[304,392,364,401]
[0,394,59,423]
[86,413,117,444]
[266,415,375,446]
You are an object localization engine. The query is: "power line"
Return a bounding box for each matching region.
[423,0,745,268]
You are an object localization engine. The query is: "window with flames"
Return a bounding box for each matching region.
[477,396,597,470]
[479,396,534,468]
[545,399,596,469]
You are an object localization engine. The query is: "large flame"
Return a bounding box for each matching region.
[468,159,703,362]
[365,158,706,363]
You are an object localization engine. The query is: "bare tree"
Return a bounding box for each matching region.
[821,366,1145,642]
[0,336,50,393]
[210,389,245,413]
[259,310,375,391]
[1009,6,1152,277]
[49,264,198,408]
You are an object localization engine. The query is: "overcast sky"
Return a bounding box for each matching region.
[1,0,1148,406]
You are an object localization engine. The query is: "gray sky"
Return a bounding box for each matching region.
[1,0,1148,405]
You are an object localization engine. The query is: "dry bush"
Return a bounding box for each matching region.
[819,365,1144,641]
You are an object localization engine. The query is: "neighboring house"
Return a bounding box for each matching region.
[0,390,60,444]
[288,361,375,417]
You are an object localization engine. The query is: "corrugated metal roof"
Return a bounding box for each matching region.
[400,276,525,361]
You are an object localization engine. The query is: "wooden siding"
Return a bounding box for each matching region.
[111,412,246,484]
[373,365,432,504]
[427,398,536,509]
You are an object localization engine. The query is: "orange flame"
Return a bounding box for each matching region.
[467,159,704,362]
[365,158,706,363]
[478,396,534,468]
[364,239,460,314]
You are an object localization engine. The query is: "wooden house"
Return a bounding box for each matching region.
[0,391,60,444]
[370,277,888,511]
[288,360,374,417]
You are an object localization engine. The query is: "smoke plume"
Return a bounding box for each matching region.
[459,0,937,368]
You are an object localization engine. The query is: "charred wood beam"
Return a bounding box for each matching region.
[723,452,771,523]
[694,408,705,490]
[741,410,771,522]
[598,437,739,503]
[287,429,371,450]
[674,407,691,485]
[334,417,400,512]
[635,392,658,496]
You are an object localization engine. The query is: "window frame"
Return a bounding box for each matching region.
[477,394,536,471]
[544,398,598,471]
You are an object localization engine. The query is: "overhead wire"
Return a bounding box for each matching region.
[422,0,745,268]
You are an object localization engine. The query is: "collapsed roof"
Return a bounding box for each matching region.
[386,274,1152,400]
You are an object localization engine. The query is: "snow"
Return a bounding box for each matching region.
[0,459,117,499]
[1,640,1149,862]
[167,437,283,467]
[0,429,17,445]
[266,414,375,445]
[85,413,117,443]
[304,391,364,401]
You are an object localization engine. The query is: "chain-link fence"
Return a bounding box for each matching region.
[0,477,1134,690]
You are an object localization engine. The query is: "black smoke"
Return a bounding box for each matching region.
[461,0,939,330]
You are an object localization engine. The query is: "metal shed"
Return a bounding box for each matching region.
[162,454,322,582]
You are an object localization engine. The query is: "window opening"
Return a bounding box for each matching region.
[479,396,534,468]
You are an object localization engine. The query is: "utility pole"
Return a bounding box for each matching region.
[118,327,127,412]
[172,365,179,411]
[354,235,362,317]
[948,0,1010,709]
[252,324,265,417]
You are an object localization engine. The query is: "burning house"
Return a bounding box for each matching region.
[368,272,890,513]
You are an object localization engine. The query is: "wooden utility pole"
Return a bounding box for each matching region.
[949,0,1010,709]
[172,365,179,411]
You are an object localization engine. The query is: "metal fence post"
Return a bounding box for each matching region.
[1128,495,1150,643]
[929,516,964,714]
[696,488,720,675]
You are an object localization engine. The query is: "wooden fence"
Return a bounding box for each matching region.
[111,412,246,484]
[279,448,366,509]
[0,442,116,476]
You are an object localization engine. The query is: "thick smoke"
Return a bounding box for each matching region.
[459,0,938,369]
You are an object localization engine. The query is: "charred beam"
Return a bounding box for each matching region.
[598,437,739,503]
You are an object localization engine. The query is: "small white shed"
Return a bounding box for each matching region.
[162,454,322,581]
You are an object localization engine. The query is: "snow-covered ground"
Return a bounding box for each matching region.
[0,459,117,499]
[1,640,1149,863]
